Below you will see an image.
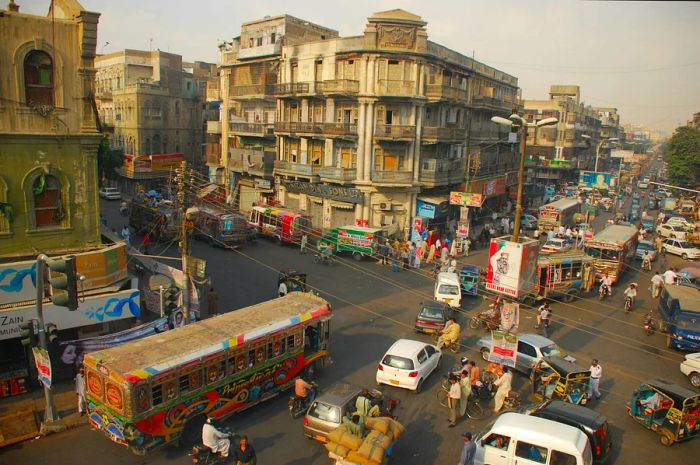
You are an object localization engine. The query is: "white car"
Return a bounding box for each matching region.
[541,238,572,254]
[665,217,695,231]
[662,239,700,260]
[434,272,462,308]
[376,339,441,393]
[656,223,688,240]
[681,353,700,388]
[99,187,122,200]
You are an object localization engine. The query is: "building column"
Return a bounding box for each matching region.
[364,101,375,181]
[356,102,367,181]
[413,104,423,183]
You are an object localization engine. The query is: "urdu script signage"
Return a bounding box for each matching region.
[282,180,364,204]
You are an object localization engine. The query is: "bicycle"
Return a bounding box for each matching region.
[436,376,486,420]
[431,332,459,353]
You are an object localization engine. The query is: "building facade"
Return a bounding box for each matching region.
[213,10,518,234]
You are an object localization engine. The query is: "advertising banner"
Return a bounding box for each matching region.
[32,347,52,388]
[500,301,520,333]
[488,331,518,368]
[411,216,425,243]
[486,236,539,298]
[578,171,613,191]
[450,192,483,207]
[416,200,436,219]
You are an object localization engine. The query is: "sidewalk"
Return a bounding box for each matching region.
[0,381,86,447]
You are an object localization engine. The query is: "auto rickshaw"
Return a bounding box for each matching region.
[626,379,700,446]
[278,268,307,293]
[459,264,480,296]
[530,356,591,405]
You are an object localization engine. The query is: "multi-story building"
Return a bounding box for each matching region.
[95,50,214,193]
[215,9,518,233]
[522,85,602,182]
[690,112,700,130]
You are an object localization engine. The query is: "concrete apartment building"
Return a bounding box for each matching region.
[95,50,214,193]
[522,85,602,183]
[211,9,518,234]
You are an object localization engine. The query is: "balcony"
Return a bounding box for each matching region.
[274,160,321,178]
[425,84,469,102]
[206,143,221,165]
[229,122,275,137]
[421,126,466,142]
[269,82,310,96]
[323,122,358,136]
[419,158,466,186]
[471,95,511,111]
[206,82,220,101]
[229,84,274,99]
[370,170,413,184]
[316,79,359,95]
[319,166,357,183]
[237,42,282,60]
[229,148,274,177]
[377,79,416,97]
[375,124,416,140]
[206,120,222,134]
[274,121,324,135]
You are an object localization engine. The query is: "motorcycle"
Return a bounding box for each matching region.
[469,310,500,331]
[189,428,238,465]
[313,252,335,267]
[119,202,129,217]
[624,296,633,312]
[599,284,611,301]
[643,312,656,336]
[288,382,318,418]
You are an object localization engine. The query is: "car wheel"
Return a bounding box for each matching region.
[689,372,700,388]
[414,378,423,394]
[480,347,490,362]
[682,253,688,260]
[660,429,675,447]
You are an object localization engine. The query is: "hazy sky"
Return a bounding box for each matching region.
[20,0,700,134]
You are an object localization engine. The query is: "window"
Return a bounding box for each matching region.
[270,32,276,44]
[515,441,548,464]
[178,368,202,394]
[381,354,414,370]
[417,349,428,364]
[286,334,296,351]
[309,140,323,165]
[517,341,537,358]
[483,433,510,450]
[206,359,225,384]
[425,345,436,357]
[551,450,577,465]
[24,50,54,106]
[33,174,64,228]
[256,37,263,46]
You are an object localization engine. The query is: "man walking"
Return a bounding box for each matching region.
[120,225,131,247]
[458,432,476,465]
[589,359,602,400]
[447,375,461,427]
[650,272,664,299]
[207,287,219,317]
[75,366,86,415]
[300,233,308,254]
[493,367,512,412]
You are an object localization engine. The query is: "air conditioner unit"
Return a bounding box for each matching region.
[379,202,392,211]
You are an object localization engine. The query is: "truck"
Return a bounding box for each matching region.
[129,197,179,241]
[319,225,387,260]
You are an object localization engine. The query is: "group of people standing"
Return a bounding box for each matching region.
[371,233,462,273]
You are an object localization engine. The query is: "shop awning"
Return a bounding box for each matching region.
[417,195,450,205]
[330,201,355,210]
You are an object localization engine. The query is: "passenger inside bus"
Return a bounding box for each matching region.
[305,325,318,351]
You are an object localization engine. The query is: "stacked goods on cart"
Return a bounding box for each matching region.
[325,417,405,465]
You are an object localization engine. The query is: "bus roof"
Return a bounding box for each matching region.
[664,285,700,312]
[252,204,308,219]
[84,293,330,381]
[590,224,638,244]
[485,413,588,454]
[337,225,386,233]
[540,198,580,210]
[537,250,593,266]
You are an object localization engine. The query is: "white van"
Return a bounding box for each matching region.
[434,272,462,308]
[475,412,592,465]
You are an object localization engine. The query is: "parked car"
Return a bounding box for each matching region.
[641,215,655,231]
[414,301,453,334]
[376,339,441,393]
[523,400,613,463]
[662,239,700,260]
[303,382,362,442]
[665,217,696,232]
[98,187,122,200]
[477,333,573,375]
[657,223,688,241]
[541,238,573,254]
[635,240,657,261]
[680,353,700,388]
[521,214,538,230]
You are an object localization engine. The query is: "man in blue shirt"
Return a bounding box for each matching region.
[458,431,476,465]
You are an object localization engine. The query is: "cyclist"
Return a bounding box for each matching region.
[437,317,461,350]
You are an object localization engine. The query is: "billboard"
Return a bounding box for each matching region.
[578,171,613,191]
[450,192,483,207]
[486,236,540,298]
[32,347,52,388]
[488,331,518,368]
[611,149,634,162]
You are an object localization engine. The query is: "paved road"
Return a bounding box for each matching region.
[2,190,698,465]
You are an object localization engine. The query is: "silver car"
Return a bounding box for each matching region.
[477,332,574,374]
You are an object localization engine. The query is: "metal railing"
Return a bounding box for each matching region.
[319,166,357,182]
[323,122,358,135]
[377,79,416,96]
[269,82,310,95]
[229,122,275,135]
[370,170,413,183]
[274,121,324,134]
[425,84,469,102]
[274,160,321,176]
[229,84,274,97]
[419,158,466,184]
[316,79,360,94]
[421,126,467,141]
[375,124,416,139]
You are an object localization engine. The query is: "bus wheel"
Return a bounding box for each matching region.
[353,252,363,261]
[180,414,206,447]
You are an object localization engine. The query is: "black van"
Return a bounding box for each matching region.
[524,400,613,463]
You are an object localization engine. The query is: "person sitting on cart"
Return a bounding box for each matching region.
[356,390,382,417]
[342,413,366,437]
[320,244,333,260]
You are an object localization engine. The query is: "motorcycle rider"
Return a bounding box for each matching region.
[319,244,333,263]
[623,283,638,309]
[599,273,613,297]
[202,417,231,459]
[641,251,652,272]
[437,317,461,349]
[294,377,316,406]
[452,356,470,379]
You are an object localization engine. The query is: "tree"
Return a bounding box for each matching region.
[97,137,124,185]
[664,126,700,187]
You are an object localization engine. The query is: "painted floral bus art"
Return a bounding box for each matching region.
[83,292,332,455]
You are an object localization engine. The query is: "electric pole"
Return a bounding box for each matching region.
[35,254,57,423]
[177,161,191,323]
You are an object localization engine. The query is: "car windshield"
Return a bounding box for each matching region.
[676,316,700,333]
[638,243,653,251]
[307,401,341,423]
[419,306,444,319]
[541,343,564,358]
[438,284,460,295]
[382,354,414,370]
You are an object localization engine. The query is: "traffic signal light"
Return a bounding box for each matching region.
[45,323,59,344]
[20,320,37,347]
[48,256,79,311]
[162,286,180,316]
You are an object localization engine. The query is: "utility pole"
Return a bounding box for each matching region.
[177,161,191,323]
[35,254,57,423]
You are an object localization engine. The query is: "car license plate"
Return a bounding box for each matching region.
[390,379,400,385]
[424,328,434,334]
[314,434,327,443]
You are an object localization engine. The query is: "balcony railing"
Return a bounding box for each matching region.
[421,126,466,141]
[323,122,358,136]
[370,170,413,183]
[229,84,274,98]
[472,94,510,111]
[274,121,324,134]
[316,79,359,94]
[425,84,469,102]
[229,148,274,176]
[419,158,466,185]
[206,121,222,134]
[229,122,275,136]
[319,166,357,182]
[274,160,321,176]
[375,124,416,139]
[269,82,310,96]
[377,79,416,97]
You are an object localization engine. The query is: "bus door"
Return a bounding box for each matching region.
[282,215,294,241]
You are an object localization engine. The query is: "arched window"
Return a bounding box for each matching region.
[0,176,10,234]
[33,174,64,228]
[24,50,54,106]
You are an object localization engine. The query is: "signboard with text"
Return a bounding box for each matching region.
[32,347,52,388]
[578,171,613,190]
[488,331,518,368]
[486,236,539,298]
[450,192,483,207]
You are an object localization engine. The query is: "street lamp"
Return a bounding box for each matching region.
[581,135,618,172]
[491,114,558,242]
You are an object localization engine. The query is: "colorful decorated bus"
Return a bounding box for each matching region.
[83,293,332,454]
[193,205,248,248]
[247,204,312,244]
[583,224,638,283]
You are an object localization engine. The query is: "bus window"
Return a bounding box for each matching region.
[294,330,303,348]
[267,339,285,359]
[247,349,256,367]
[286,334,296,351]
[206,359,225,384]
[152,377,178,406]
[255,346,265,365]
[179,368,202,395]
[134,384,150,413]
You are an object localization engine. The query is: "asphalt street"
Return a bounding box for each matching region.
[1,190,698,465]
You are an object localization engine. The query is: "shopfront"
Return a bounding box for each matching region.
[280,180,364,230]
[471,176,507,213]
[413,195,454,241]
